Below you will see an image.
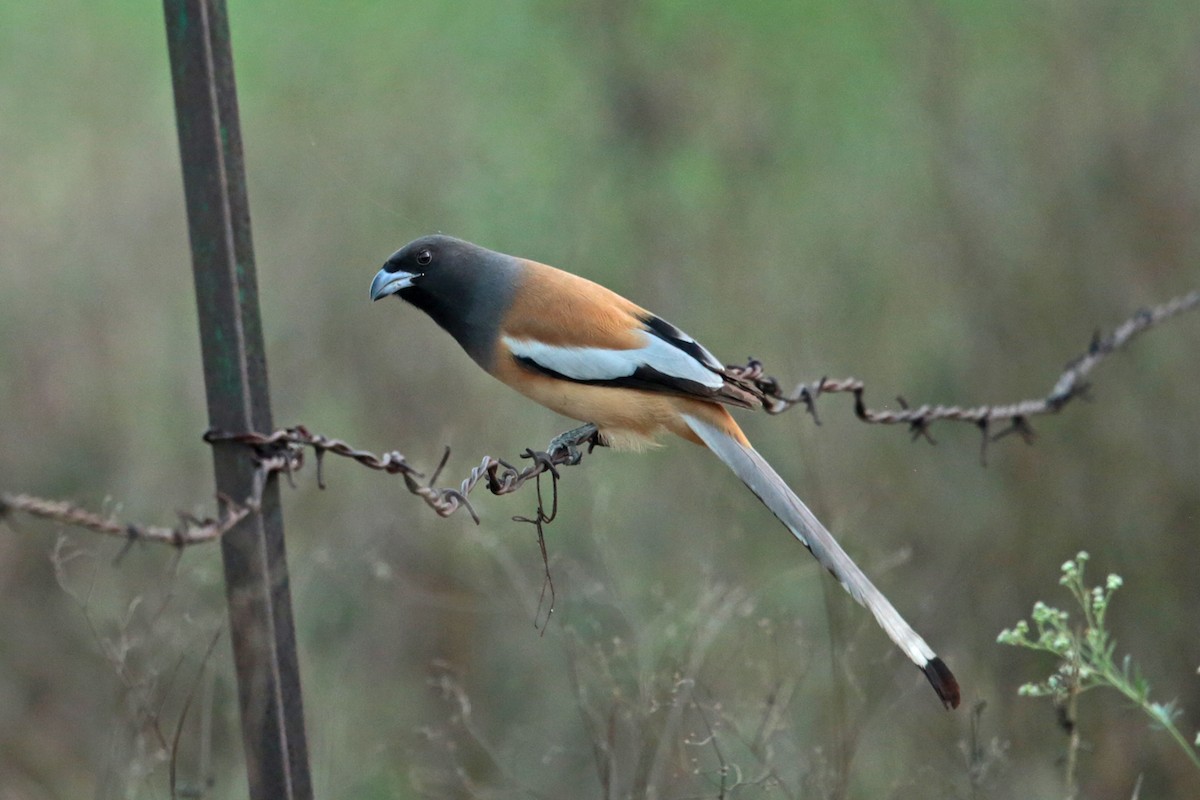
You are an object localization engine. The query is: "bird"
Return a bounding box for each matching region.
[370,234,960,710]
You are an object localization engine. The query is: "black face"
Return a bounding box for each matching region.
[382,236,439,278]
[370,234,468,302]
[369,234,521,370]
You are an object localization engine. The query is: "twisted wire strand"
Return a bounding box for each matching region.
[3,288,1195,543]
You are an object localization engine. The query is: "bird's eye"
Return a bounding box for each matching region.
[416,248,433,266]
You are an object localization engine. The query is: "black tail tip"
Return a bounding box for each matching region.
[923,657,961,710]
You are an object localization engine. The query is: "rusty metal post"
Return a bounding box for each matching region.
[162,1,313,797]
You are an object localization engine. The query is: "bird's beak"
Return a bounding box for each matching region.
[370,267,420,301]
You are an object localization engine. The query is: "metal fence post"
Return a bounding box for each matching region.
[162,1,313,797]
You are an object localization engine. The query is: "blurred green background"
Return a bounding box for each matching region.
[2,0,1199,797]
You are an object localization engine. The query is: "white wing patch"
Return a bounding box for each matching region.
[644,316,725,371]
[503,332,724,389]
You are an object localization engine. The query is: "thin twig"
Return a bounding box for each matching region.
[512,471,560,635]
[170,627,224,800]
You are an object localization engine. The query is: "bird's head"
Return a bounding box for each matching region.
[369,234,520,368]
[370,234,475,302]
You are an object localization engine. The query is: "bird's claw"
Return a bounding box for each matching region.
[546,423,600,465]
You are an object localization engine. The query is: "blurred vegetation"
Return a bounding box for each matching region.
[1,0,1198,798]
[999,551,1200,793]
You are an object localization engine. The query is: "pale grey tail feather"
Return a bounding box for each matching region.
[684,413,960,709]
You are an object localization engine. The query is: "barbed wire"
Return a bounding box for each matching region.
[0,492,250,548]
[201,424,600,523]
[728,289,1200,463]
[2,288,1196,545]
[0,426,600,548]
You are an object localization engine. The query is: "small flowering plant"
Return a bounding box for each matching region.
[997,551,1200,770]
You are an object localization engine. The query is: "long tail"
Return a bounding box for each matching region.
[682,411,960,709]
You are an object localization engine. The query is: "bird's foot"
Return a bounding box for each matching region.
[546,424,602,465]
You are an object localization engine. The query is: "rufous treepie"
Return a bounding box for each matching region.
[370,234,959,709]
